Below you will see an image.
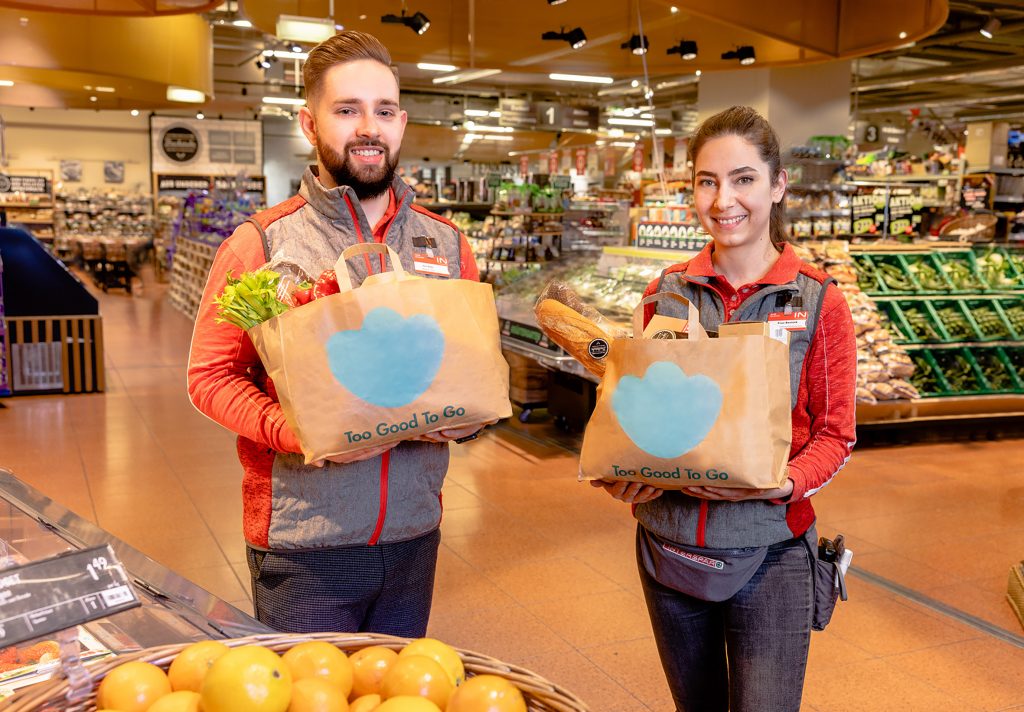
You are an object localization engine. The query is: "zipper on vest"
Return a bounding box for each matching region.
[696,499,709,547]
[368,450,391,545]
[343,193,378,275]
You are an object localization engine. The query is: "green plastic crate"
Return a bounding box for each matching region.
[996,298,1024,339]
[903,253,953,293]
[930,347,991,395]
[868,254,921,293]
[972,347,1024,393]
[935,251,990,293]
[909,349,952,397]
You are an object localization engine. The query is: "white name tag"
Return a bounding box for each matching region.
[767,311,808,343]
[413,253,450,276]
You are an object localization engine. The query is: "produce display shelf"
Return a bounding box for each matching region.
[856,394,1024,424]
[0,202,54,209]
[490,210,565,217]
[602,245,699,261]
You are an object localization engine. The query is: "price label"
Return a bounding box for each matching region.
[0,545,141,647]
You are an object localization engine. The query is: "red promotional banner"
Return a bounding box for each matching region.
[604,150,617,177]
[632,144,645,172]
[548,150,559,175]
[519,154,529,177]
[575,147,587,174]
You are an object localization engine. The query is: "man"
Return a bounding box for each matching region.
[187,30,486,635]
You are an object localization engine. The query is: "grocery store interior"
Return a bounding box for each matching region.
[2,0,1024,710]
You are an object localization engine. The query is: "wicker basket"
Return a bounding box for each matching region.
[939,213,998,242]
[3,632,591,712]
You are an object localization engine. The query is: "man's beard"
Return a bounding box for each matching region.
[318,138,399,201]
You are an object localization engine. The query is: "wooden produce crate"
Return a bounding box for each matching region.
[3,315,104,394]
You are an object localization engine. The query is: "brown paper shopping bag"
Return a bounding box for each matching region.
[579,292,791,489]
[248,243,512,463]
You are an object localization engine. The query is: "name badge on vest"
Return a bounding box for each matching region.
[767,310,808,342]
[411,235,450,276]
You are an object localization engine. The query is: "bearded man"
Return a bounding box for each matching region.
[187,30,485,634]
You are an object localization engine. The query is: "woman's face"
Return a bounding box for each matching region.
[692,133,786,250]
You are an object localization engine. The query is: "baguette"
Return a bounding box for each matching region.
[535,298,614,377]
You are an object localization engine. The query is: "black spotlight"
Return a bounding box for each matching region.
[382,10,430,34]
[255,56,272,70]
[722,45,755,65]
[667,39,698,60]
[542,26,587,49]
[621,34,649,55]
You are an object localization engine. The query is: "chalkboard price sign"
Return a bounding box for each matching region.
[0,545,140,647]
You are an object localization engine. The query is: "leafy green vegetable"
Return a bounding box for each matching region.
[213,270,289,330]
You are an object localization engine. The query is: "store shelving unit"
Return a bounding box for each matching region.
[848,243,1024,422]
[474,210,564,279]
[561,200,630,253]
[168,238,218,319]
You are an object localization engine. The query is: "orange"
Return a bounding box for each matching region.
[379,655,452,710]
[167,640,229,692]
[147,690,202,712]
[445,674,526,712]
[398,639,464,688]
[349,645,399,698]
[96,660,172,712]
[348,693,381,712]
[287,677,349,712]
[375,696,442,712]
[283,641,354,697]
[200,645,292,712]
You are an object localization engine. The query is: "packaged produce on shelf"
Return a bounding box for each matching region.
[795,242,919,404]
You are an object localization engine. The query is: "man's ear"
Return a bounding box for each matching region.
[298,105,317,147]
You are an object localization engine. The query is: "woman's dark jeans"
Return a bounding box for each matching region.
[639,530,815,712]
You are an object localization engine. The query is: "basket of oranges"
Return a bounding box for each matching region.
[2,631,590,712]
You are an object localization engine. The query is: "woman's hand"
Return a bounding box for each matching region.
[682,478,794,502]
[589,480,664,504]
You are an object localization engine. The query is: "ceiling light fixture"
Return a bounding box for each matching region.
[417,62,458,71]
[130,109,139,116]
[549,72,614,84]
[464,122,513,133]
[89,96,97,102]
[667,39,698,60]
[547,0,567,4]
[670,5,678,12]
[464,109,492,117]
[432,68,501,84]
[608,117,655,127]
[621,34,649,55]
[167,86,205,103]
[196,112,205,120]
[381,10,430,35]
[276,14,335,43]
[0,80,15,87]
[95,86,115,93]
[898,31,908,39]
[722,45,756,65]
[263,96,307,106]
[655,128,672,136]
[980,16,1000,39]
[263,49,308,60]
[232,18,253,28]
[541,26,587,49]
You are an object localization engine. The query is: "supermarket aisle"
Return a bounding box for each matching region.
[1,281,1023,712]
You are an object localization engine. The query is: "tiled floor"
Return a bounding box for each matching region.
[1,276,1023,711]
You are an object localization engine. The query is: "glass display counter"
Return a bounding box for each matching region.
[0,466,270,695]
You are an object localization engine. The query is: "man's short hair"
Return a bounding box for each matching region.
[303,30,400,106]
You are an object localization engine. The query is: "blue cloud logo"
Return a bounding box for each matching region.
[611,361,722,459]
[326,307,445,408]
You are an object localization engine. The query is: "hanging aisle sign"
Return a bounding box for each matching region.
[150,116,263,175]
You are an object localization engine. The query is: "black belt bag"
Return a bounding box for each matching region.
[801,526,850,631]
[637,526,769,602]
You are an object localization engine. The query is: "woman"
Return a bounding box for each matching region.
[592,106,857,712]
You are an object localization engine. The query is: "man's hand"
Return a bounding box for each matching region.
[413,420,497,444]
[311,443,393,467]
[682,478,794,502]
[589,480,664,504]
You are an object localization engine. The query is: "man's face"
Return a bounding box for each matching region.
[299,59,407,199]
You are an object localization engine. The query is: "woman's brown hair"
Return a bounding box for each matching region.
[690,106,788,249]
[302,30,399,107]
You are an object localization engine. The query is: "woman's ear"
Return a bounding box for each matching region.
[772,168,788,204]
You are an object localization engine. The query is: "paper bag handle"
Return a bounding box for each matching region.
[633,292,708,340]
[334,243,406,292]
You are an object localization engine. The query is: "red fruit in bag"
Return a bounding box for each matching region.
[312,270,340,300]
[293,287,313,305]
